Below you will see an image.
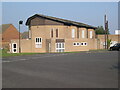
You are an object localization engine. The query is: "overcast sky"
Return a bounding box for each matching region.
[2,2,118,34]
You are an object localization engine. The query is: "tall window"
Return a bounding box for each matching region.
[29,30,31,39]
[51,29,53,38]
[77,28,79,38]
[35,37,42,48]
[82,30,85,38]
[72,29,75,38]
[90,31,93,38]
[86,29,88,38]
[56,29,58,38]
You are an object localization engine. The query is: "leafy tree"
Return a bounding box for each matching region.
[95,26,110,35]
[95,26,105,35]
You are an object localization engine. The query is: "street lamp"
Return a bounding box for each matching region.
[19,20,23,53]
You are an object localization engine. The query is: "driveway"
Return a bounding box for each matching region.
[2,51,118,88]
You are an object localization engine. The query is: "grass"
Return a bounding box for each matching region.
[0,49,109,58]
[1,49,45,58]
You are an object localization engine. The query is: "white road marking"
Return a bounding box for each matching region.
[20,59,27,60]
[2,61,11,63]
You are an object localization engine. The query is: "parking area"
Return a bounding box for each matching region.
[2,51,118,88]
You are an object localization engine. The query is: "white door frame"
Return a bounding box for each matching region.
[56,43,65,52]
[12,43,17,53]
[48,43,51,52]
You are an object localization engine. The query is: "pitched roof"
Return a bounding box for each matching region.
[0,24,12,34]
[26,14,97,29]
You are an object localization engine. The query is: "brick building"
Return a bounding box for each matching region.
[10,14,98,53]
[97,34,120,49]
[0,24,19,49]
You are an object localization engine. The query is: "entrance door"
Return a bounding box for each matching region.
[12,43,17,53]
[56,43,65,52]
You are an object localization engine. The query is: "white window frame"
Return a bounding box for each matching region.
[73,42,80,46]
[90,31,93,38]
[82,30,85,38]
[12,43,17,53]
[29,30,31,39]
[35,37,42,48]
[56,43,65,52]
[72,29,75,38]
[81,42,88,46]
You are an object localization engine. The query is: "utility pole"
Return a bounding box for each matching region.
[104,15,109,49]
[106,21,109,49]
[104,15,107,49]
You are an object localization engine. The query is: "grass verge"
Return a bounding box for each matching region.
[1,49,45,58]
[89,49,108,51]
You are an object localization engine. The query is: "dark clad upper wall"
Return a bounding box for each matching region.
[30,17,63,26]
[26,14,97,29]
[30,17,45,26]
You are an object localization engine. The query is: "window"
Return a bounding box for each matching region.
[81,43,84,45]
[84,42,87,46]
[35,37,42,48]
[56,29,58,38]
[72,29,75,38]
[12,43,17,53]
[29,30,31,39]
[90,31,93,38]
[56,43,65,52]
[77,43,79,46]
[51,29,53,38]
[73,42,80,46]
[82,30,85,38]
[73,43,76,46]
[13,44,16,48]
[81,42,87,46]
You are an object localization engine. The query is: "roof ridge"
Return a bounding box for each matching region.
[0,24,12,34]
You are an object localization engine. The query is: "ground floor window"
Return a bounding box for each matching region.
[35,37,42,48]
[73,42,80,46]
[81,42,88,46]
[56,43,65,52]
[73,42,88,46]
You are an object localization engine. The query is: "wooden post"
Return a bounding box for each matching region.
[106,21,109,49]
[104,15,107,49]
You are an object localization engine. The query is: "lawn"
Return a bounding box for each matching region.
[1,49,45,58]
[1,49,108,58]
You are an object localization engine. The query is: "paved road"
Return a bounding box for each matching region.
[2,51,118,88]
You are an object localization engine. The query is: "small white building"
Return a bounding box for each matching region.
[115,30,120,35]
